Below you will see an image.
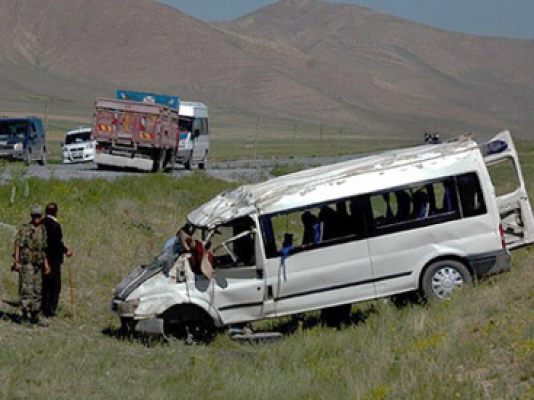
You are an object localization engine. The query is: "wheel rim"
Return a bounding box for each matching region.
[430,266,464,299]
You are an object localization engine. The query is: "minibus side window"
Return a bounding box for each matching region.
[261,197,369,258]
[368,177,460,234]
[457,173,487,217]
[202,118,209,135]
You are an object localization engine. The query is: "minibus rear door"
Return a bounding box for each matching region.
[482,130,534,249]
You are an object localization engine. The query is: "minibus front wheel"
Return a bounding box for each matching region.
[162,305,216,345]
[422,260,472,301]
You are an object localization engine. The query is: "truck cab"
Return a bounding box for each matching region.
[0,116,47,165]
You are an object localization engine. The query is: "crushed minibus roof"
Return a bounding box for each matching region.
[188,135,481,229]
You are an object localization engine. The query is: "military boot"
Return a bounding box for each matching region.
[30,311,49,328]
[20,309,29,324]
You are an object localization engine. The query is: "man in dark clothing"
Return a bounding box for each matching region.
[41,202,72,317]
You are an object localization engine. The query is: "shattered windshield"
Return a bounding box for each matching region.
[65,131,91,145]
[152,237,185,273]
[0,120,28,141]
[151,218,257,275]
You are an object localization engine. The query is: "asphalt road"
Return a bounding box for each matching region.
[0,155,358,184]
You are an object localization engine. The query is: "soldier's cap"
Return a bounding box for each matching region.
[31,205,44,216]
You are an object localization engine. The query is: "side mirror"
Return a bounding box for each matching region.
[60,142,64,147]
[194,129,200,139]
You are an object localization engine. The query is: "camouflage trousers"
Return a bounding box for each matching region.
[19,263,43,312]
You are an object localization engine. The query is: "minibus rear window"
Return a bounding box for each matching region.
[457,173,487,217]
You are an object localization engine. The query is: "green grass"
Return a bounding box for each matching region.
[1,140,534,399]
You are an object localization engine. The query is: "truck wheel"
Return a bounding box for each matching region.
[38,147,46,166]
[198,152,207,170]
[151,150,164,173]
[184,151,193,170]
[422,260,472,301]
[162,149,173,173]
[24,150,32,166]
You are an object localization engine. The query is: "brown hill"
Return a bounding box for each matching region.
[216,0,534,136]
[0,0,532,139]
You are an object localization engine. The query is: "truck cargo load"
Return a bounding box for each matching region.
[92,92,180,172]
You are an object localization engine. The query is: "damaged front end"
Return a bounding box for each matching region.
[111,246,187,337]
[111,243,220,343]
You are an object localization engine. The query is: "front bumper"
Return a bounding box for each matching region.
[62,148,95,163]
[0,150,24,160]
[113,299,165,336]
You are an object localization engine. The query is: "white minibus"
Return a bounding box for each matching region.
[177,101,209,170]
[112,131,533,343]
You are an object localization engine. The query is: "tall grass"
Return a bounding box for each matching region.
[1,141,534,399]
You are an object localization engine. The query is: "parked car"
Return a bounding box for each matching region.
[0,116,47,165]
[62,127,96,163]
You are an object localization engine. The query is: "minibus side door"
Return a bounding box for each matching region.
[206,218,266,325]
[483,130,534,249]
[192,117,208,162]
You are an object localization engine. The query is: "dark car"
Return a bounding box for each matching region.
[0,116,47,165]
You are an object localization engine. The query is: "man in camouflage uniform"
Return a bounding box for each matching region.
[13,205,50,326]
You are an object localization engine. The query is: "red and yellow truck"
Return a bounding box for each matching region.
[92,91,179,172]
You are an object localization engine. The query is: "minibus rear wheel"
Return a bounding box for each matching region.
[422,260,472,301]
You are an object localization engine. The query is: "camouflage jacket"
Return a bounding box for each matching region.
[15,222,48,265]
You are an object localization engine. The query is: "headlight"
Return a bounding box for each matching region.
[13,143,23,151]
[87,143,94,149]
[117,299,140,316]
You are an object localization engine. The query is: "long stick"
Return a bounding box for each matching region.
[67,256,75,319]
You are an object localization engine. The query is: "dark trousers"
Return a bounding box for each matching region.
[42,263,61,317]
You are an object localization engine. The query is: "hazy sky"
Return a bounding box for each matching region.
[159,0,534,39]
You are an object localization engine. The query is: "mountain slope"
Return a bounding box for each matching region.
[0,0,532,138]
[215,0,534,134]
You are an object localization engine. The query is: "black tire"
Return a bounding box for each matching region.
[320,304,352,328]
[390,291,423,308]
[38,147,46,166]
[422,260,472,301]
[198,152,207,170]
[24,150,32,166]
[162,306,215,345]
[151,150,164,173]
[184,151,192,170]
[162,149,173,172]
[164,318,215,345]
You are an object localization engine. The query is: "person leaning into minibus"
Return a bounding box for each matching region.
[13,205,50,326]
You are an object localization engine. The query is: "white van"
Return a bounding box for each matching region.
[177,102,209,170]
[111,131,533,343]
[62,127,96,163]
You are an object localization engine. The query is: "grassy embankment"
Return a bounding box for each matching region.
[0,141,533,399]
